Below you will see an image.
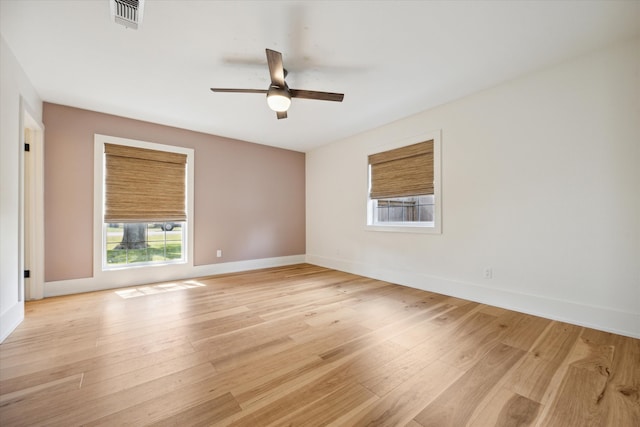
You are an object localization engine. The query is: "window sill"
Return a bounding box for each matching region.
[103,259,187,272]
[365,223,441,234]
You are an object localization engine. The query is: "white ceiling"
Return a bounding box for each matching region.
[2,1,639,152]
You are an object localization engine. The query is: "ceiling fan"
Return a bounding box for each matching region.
[211,49,344,119]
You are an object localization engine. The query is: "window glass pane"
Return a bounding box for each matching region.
[127,248,150,263]
[148,241,167,261]
[104,222,185,268]
[372,195,434,224]
[106,242,126,265]
[166,243,182,260]
[417,196,434,222]
[377,205,388,222]
[107,223,124,243]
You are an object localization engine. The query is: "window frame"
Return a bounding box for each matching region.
[93,134,195,275]
[365,130,442,234]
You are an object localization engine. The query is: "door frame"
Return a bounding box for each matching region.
[21,99,45,300]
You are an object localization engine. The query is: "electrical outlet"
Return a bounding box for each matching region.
[216,249,222,258]
[484,267,492,279]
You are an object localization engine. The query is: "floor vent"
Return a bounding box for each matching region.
[110,0,144,30]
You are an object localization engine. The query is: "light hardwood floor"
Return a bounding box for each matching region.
[1,264,638,426]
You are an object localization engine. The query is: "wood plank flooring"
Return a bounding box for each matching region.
[0,264,638,426]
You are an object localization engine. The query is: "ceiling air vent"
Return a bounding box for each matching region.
[110,0,145,30]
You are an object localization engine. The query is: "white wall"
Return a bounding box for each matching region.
[0,36,42,342]
[306,37,640,338]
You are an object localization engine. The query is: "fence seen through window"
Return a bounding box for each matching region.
[374,195,434,224]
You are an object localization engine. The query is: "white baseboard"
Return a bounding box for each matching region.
[306,254,640,339]
[44,255,306,297]
[0,301,24,343]
[190,255,306,278]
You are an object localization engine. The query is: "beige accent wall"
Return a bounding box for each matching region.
[44,103,305,282]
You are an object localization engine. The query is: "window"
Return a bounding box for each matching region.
[366,131,441,233]
[96,135,193,270]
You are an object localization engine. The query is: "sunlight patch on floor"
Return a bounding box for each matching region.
[115,280,206,298]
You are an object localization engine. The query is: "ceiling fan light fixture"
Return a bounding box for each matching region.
[267,87,291,112]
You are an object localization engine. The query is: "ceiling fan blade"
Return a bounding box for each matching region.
[290,89,344,102]
[210,88,268,94]
[266,49,286,87]
[276,111,287,120]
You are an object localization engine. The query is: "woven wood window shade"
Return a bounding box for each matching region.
[368,140,434,199]
[104,143,187,223]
